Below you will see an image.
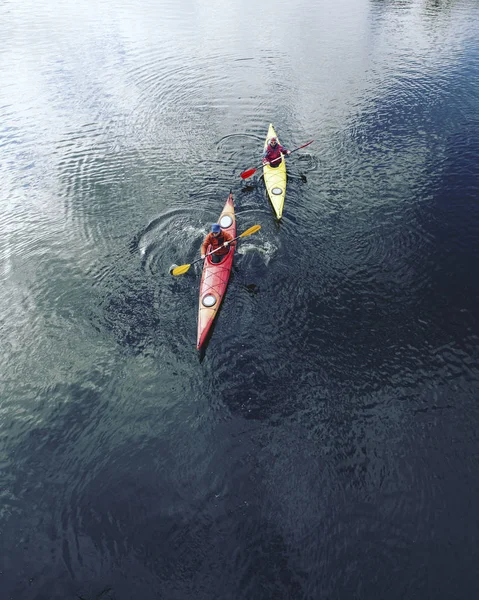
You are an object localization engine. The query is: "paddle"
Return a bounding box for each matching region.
[170,224,261,276]
[240,140,314,180]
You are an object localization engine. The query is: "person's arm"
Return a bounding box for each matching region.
[223,231,235,247]
[201,234,211,258]
[279,145,291,155]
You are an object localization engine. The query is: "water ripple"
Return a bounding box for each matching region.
[2,0,479,598]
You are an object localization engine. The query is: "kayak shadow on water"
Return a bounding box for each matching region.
[198,250,270,364]
[197,239,274,361]
[240,182,256,193]
[198,287,259,364]
[243,282,260,295]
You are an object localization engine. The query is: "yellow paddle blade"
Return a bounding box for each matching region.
[239,224,261,237]
[171,263,192,276]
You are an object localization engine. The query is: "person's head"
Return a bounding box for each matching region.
[211,223,221,236]
[270,136,277,147]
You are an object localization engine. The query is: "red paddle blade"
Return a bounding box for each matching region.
[298,140,314,150]
[240,167,258,180]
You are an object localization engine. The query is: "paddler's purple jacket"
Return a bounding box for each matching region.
[262,141,289,168]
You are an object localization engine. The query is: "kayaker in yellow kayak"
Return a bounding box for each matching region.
[262,136,291,168]
[200,223,235,264]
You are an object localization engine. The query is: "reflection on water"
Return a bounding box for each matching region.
[1,0,479,598]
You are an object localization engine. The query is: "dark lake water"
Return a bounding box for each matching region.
[1,0,479,598]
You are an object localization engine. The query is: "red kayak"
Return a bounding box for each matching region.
[197,192,236,349]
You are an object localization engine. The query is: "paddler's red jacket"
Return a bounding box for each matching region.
[201,230,235,257]
[263,142,289,167]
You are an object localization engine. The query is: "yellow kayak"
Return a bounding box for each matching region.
[263,123,287,219]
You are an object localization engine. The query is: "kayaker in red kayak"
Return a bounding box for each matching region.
[262,136,291,168]
[201,223,235,264]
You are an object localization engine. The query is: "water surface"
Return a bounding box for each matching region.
[1,0,479,598]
